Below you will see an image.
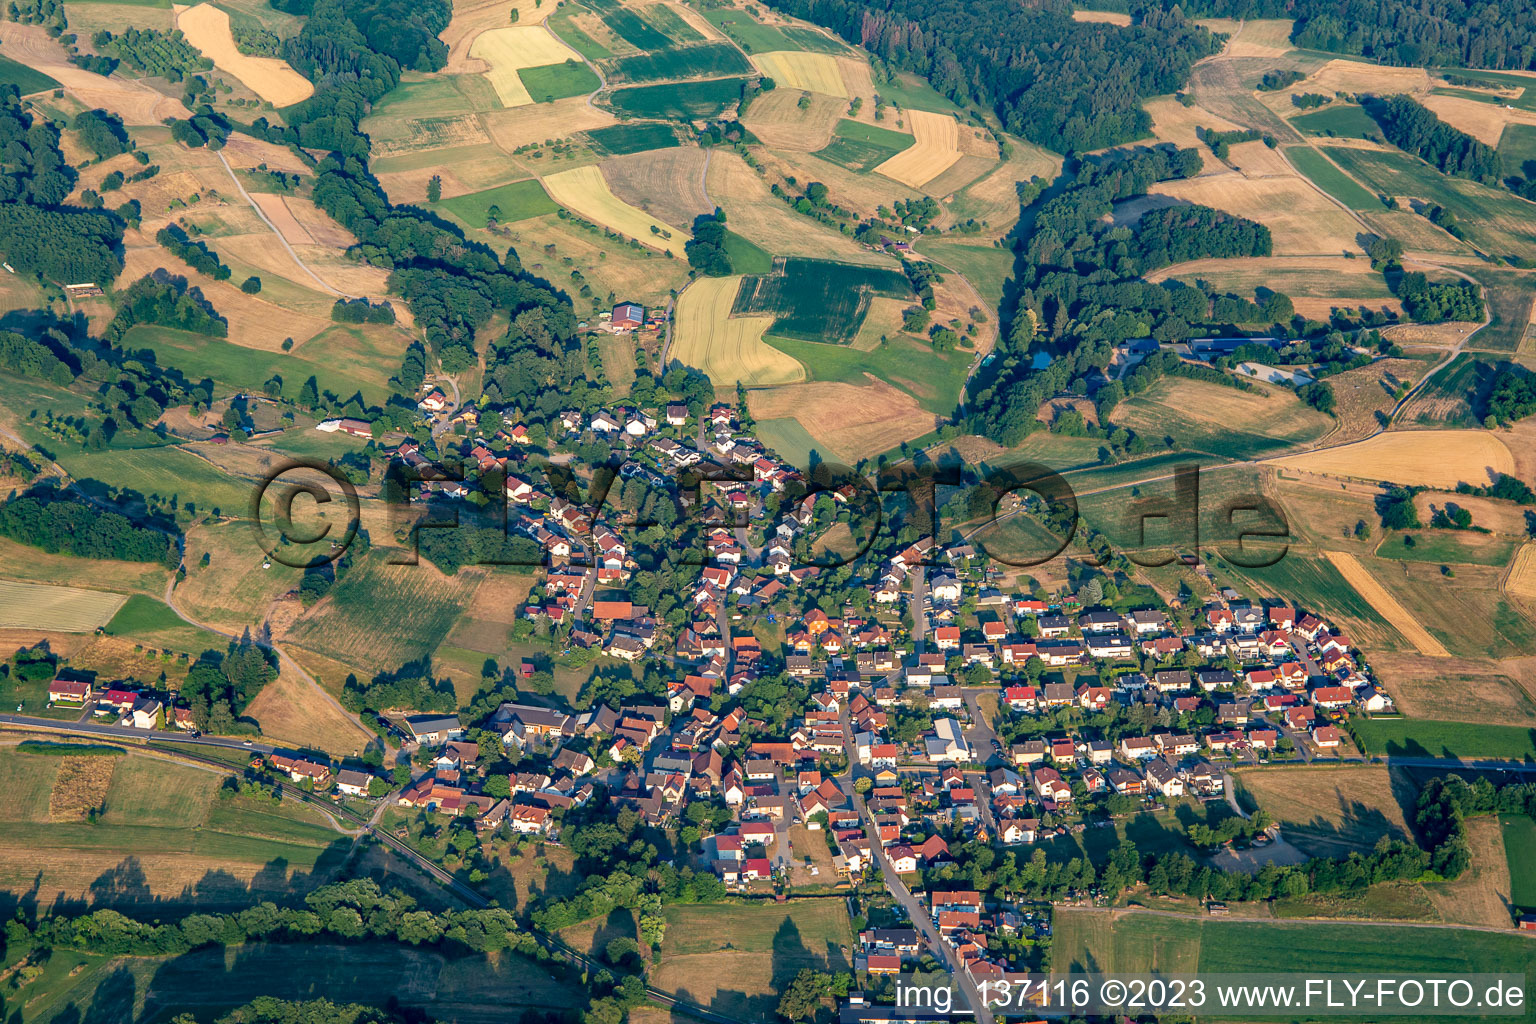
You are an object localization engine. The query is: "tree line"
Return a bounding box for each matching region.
[0,489,178,565]
[1364,95,1502,185]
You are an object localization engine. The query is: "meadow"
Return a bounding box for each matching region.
[438,179,557,227]
[700,8,845,54]
[764,332,971,416]
[1324,145,1536,260]
[1350,717,1536,761]
[731,257,912,343]
[607,78,748,119]
[1052,910,1536,994]
[1374,530,1518,567]
[1401,352,1505,426]
[813,118,914,172]
[1111,377,1332,460]
[1289,104,1379,139]
[605,43,751,84]
[0,52,60,92]
[518,60,602,103]
[1503,814,1536,911]
[1284,145,1381,209]
[1464,267,1536,353]
[600,6,673,49]
[586,122,680,155]
[1499,123,1536,177]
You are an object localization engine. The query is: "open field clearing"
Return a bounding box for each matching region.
[1143,94,1242,152]
[765,332,970,416]
[751,49,846,96]
[441,0,546,73]
[1318,357,1428,442]
[1376,528,1518,567]
[1422,92,1536,146]
[1372,650,1536,724]
[607,77,748,119]
[0,22,189,123]
[1149,170,1362,253]
[244,663,371,756]
[652,900,851,1021]
[917,240,1016,310]
[249,191,318,246]
[585,121,680,155]
[604,41,751,84]
[700,5,846,54]
[672,275,803,386]
[173,520,305,632]
[1290,103,1380,140]
[440,572,537,658]
[284,555,485,671]
[1323,550,1451,657]
[177,3,313,105]
[873,108,961,187]
[600,147,712,232]
[744,89,846,151]
[542,165,687,255]
[1370,561,1536,658]
[1238,765,1412,857]
[945,139,1061,230]
[1399,352,1504,426]
[1500,123,1536,175]
[1222,17,1294,56]
[1225,138,1294,177]
[1052,909,1536,979]
[746,377,937,463]
[482,96,615,151]
[1071,8,1131,25]
[499,212,688,308]
[1277,59,1430,109]
[1112,377,1332,460]
[219,134,310,174]
[733,257,911,343]
[1352,716,1536,761]
[1510,544,1536,606]
[0,751,351,910]
[1463,267,1536,353]
[1411,491,1534,538]
[1423,815,1516,928]
[0,580,127,631]
[1274,428,1513,488]
[704,151,888,264]
[0,51,60,93]
[1147,255,1392,299]
[1325,145,1536,259]
[470,26,581,106]
[437,178,557,226]
[0,537,167,595]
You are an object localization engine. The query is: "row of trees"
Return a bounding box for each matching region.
[1364,95,1502,185]
[0,489,178,564]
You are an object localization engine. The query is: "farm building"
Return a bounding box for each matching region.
[610,303,645,331]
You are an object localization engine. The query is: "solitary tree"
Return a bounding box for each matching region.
[426,174,442,202]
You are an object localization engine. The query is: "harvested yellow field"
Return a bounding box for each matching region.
[671,276,804,387]
[1323,550,1451,658]
[219,135,310,173]
[250,191,315,246]
[741,88,845,151]
[482,96,613,150]
[442,0,546,74]
[1226,18,1295,57]
[752,50,847,97]
[1273,429,1514,488]
[1509,544,1536,604]
[1226,138,1293,177]
[1239,764,1411,855]
[704,151,886,264]
[244,664,371,756]
[1150,172,1361,254]
[1422,93,1536,147]
[1071,8,1131,24]
[177,3,313,106]
[874,108,961,188]
[543,165,686,256]
[470,26,577,106]
[0,580,126,631]
[748,376,936,462]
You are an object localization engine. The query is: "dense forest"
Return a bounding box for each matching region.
[1486,366,1536,425]
[1364,95,1502,185]
[967,146,1273,446]
[0,91,124,285]
[0,490,178,564]
[761,0,1220,152]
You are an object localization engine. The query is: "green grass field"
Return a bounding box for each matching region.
[608,78,748,119]
[1373,530,1518,566]
[1350,717,1536,761]
[1285,146,1382,210]
[517,60,601,102]
[752,417,829,468]
[438,179,557,227]
[585,121,680,155]
[699,8,846,54]
[724,229,774,274]
[1289,104,1379,140]
[1503,815,1536,911]
[1053,911,1536,1004]
[605,42,751,84]
[874,71,966,115]
[1324,145,1536,260]
[0,53,60,93]
[1404,352,1505,426]
[548,10,612,60]
[1429,69,1536,111]
[733,257,912,343]
[1499,123,1536,179]
[123,324,400,408]
[59,445,252,518]
[813,118,915,172]
[766,332,971,416]
[600,6,672,49]
[641,4,702,43]
[918,239,1014,310]
[104,593,215,642]
[1466,267,1536,353]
